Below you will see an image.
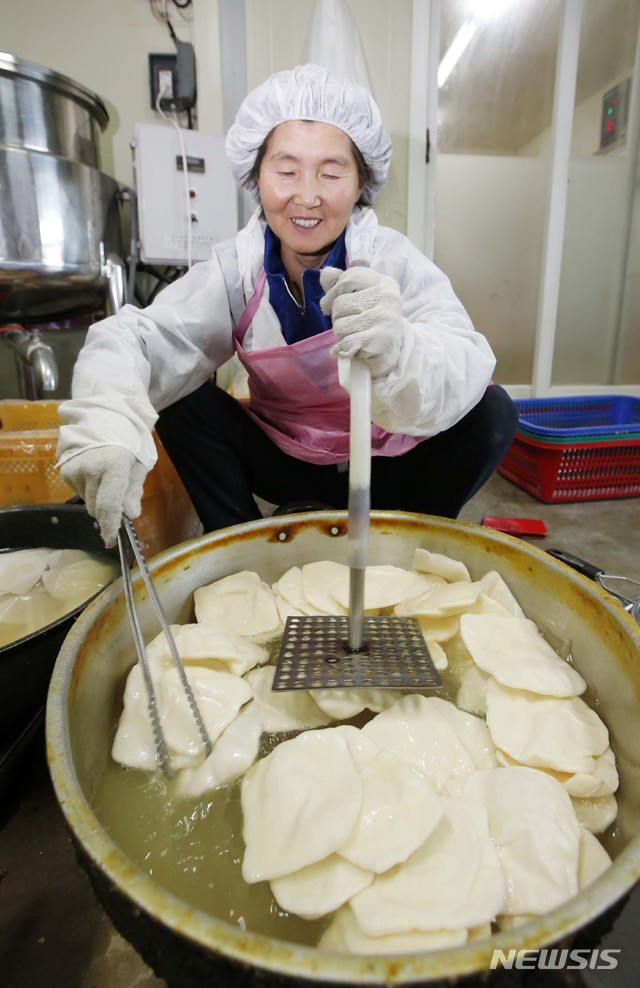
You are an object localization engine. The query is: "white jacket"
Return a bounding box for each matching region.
[57,207,496,472]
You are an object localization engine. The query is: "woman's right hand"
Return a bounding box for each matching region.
[60,447,147,548]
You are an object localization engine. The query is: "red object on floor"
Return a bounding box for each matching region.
[481,516,548,537]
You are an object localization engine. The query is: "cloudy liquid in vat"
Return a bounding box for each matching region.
[92,731,332,945]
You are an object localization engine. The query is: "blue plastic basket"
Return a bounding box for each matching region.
[514,396,640,439]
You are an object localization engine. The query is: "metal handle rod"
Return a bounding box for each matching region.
[347,357,372,652]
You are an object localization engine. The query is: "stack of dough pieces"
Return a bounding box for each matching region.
[111,551,618,953]
[0,547,117,648]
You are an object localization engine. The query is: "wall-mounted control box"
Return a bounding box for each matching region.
[133,123,238,266]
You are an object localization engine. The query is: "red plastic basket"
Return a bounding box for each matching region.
[498,434,640,503]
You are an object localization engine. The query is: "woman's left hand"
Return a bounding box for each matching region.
[320,266,402,378]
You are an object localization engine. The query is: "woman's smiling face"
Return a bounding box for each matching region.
[257,120,363,275]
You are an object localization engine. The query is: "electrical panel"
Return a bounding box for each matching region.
[600,79,630,151]
[133,123,238,266]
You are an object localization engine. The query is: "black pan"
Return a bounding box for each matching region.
[0,502,116,742]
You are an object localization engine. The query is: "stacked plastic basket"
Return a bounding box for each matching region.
[497,395,640,503]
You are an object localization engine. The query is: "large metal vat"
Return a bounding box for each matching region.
[0,51,123,319]
[46,511,640,987]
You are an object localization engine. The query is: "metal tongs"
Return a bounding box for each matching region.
[117,516,212,777]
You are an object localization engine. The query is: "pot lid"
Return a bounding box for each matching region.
[0,50,110,130]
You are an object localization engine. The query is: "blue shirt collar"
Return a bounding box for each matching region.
[264,226,347,278]
[263,226,347,344]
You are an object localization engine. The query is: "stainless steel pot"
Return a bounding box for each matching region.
[0,51,122,319]
[46,512,640,986]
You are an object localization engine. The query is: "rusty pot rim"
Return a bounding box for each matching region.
[46,511,640,984]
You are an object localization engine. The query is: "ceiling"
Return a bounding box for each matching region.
[437,0,639,152]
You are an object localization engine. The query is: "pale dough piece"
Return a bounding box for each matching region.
[460,613,586,697]
[395,581,481,618]
[0,586,68,629]
[497,913,536,931]
[475,571,525,617]
[272,566,325,615]
[319,904,468,955]
[485,679,610,774]
[328,564,438,611]
[496,746,618,799]
[142,623,268,677]
[273,590,305,621]
[244,665,332,732]
[0,548,53,594]
[556,746,619,798]
[41,554,115,599]
[159,666,252,757]
[466,591,515,617]
[578,828,612,890]
[443,632,475,682]
[456,664,491,716]
[241,728,363,882]
[412,548,471,583]
[414,614,460,644]
[310,687,401,721]
[462,766,582,916]
[270,854,373,920]
[362,695,497,795]
[331,724,381,770]
[425,639,448,671]
[338,748,443,874]
[112,661,205,771]
[111,663,159,770]
[571,794,618,834]
[173,701,263,798]
[350,798,505,935]
[301,561,349,613]
[193,570,282,642]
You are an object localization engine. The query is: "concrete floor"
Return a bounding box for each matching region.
[0,473,639,988]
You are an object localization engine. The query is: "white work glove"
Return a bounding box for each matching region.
[60,447,147,548]
[320,266,403,379]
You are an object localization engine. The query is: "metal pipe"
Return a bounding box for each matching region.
[102,253,126,316]
[2,327,59,398]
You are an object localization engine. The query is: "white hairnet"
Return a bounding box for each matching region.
[225,64,392,205]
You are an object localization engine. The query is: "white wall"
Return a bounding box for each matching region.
[2,0,222,187]
[524,69,639,386]
[434,155,547,385]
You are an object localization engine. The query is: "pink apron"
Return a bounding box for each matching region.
[233,268,423,465]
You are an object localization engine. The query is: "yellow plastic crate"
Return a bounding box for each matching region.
[0,400,202,556]
[0,401,73,505]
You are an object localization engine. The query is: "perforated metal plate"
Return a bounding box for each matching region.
[272,615,442,691]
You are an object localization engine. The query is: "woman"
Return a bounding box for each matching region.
[57,64,517,548]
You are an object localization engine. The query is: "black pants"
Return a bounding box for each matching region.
[155,380,518,532]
